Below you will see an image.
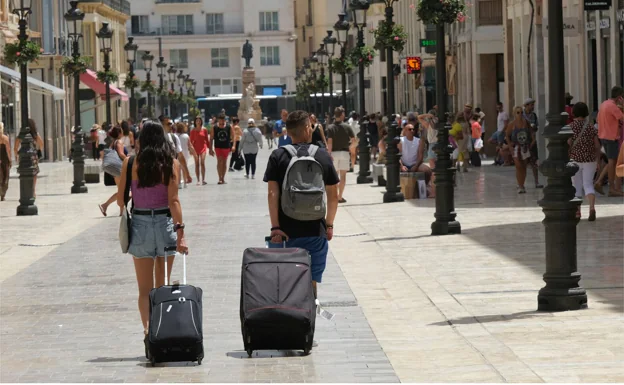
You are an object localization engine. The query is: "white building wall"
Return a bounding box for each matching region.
[129,0,297,100]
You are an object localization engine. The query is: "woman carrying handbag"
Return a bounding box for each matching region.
[568,102,602,221]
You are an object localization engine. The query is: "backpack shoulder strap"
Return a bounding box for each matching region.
[123,156,135,207]
[283,144,297,158]
[307,144,319,157]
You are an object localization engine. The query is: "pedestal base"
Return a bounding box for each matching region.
[431,220,462,236]
[17,204,38,216]
[71,185,88,194]
[383,191,404,203]
[357,175,373,184]
[537,290,588,311]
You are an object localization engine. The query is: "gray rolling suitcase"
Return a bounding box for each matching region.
[239,237,316,357]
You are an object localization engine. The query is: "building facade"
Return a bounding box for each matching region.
[129,0,297,118]
[0,0,130,162]
[504,0,623,159]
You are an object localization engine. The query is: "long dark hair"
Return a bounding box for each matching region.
[194,117,203,129]
[136,121,176,188]
[28,119,38,138]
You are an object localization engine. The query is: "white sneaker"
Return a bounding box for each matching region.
[252,175,255,179]
[244,174,249,179]
[178,183,183,189]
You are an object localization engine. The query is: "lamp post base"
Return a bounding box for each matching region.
[71,185,88,194]
[17,203,38,216]
[357,175,373,184]
[538,289,588,311]
[431,220,461,236]
[383,191,404,203]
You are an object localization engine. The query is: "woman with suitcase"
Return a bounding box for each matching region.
[116,120,189,354]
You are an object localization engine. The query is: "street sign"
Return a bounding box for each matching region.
[420,39,436,48]
[406,56,422,74]
[584,0,611,11]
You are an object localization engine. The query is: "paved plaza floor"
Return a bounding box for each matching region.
[0,149,622,383]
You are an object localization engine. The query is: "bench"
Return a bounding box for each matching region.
[371,163,386,186]
[84,164,101,184]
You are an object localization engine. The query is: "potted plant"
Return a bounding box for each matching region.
[96,70,119,84]
[416,0,467,25]
[3,40,42,66]
[140,80,156,94]
[329,56,355,74]
[123,75,140,90]
[61,56,91,77]
[370,21,408,52]
[348,45,377,68]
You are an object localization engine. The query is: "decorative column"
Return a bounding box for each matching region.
[65,1,87,194]
[537,0,587,311]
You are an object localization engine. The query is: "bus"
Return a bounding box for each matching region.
[195,94,296,121]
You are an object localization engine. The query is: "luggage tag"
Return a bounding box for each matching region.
[316,299,335,321]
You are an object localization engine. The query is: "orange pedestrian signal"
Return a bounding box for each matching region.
[406,56,422,74]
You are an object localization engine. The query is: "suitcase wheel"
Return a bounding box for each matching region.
[303,347,311,355]
[150,356,156,367]
[246,348,253,358]
[197,358,202,365]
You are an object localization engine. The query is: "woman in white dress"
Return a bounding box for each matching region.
[175,122,195,188]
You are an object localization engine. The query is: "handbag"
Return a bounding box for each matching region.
[102,141,123,177]
[119,156,134,253]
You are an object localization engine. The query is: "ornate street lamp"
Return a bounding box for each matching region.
[351,0,373,184]
[308,55,319,116]
[324,30,337,117]
[167,65,177,117]
[371,0,404,203]
[141,51,154,117]
[428,4,461,234]
[334,13,351,110]
[65,0,87,194]
[177,70,185,117]
[537,1,587,311]
[317,44,328,121]
[156,57,167,116]
[96,22,113,126]
[124,36,138,121]
[11,0,37,215]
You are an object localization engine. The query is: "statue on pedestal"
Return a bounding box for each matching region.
[242,40,253,68]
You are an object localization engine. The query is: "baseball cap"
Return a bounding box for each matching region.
[524,98,536,105]
[247,118,255,125]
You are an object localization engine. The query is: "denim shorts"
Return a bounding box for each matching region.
[269,236,328,283]
[128,209,177,258]
[601,139,620,159]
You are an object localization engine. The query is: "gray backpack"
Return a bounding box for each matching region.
[281,144,326,221]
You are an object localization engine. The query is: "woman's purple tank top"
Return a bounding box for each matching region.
[131,180,168,209]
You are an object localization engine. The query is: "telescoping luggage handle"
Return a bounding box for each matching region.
[163,246,187,286]
[265,236,286,248]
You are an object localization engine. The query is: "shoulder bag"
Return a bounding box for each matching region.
[102,140,123,177]
[119,156,135,253]
[569,123,590,158]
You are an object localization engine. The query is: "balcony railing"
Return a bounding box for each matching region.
[477,0,503,26]
[80,0,131,16]
[133,27,244,36]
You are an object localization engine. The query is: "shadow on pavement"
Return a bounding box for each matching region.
[87,356,145,363]
[461,215,624,313]
[226,350,306,359]
[428,310,541,326]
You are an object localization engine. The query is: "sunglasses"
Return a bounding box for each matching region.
[407,128,415,131]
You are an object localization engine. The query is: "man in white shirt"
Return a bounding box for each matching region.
[398,123,430,174]
[160,115,192,188]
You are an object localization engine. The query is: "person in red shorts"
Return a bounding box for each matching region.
[209,113,235,184]
[190,117,211,185]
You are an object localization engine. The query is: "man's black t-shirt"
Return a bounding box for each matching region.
[263,143,339,239]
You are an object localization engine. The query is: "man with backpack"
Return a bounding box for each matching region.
[264,110,339,311]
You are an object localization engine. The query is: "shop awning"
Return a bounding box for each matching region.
[80,69,129,102]
[0,64,66,100]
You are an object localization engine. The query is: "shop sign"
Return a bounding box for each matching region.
[586,20,596,30]
[544,17,580,37]
[599,18,610,29]
[584,0,612,10]
[617,9,624,23]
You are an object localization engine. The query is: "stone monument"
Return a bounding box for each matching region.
[238,40,262,127]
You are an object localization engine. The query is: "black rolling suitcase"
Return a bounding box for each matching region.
[147,247,204,366]
[240,237,316,357]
